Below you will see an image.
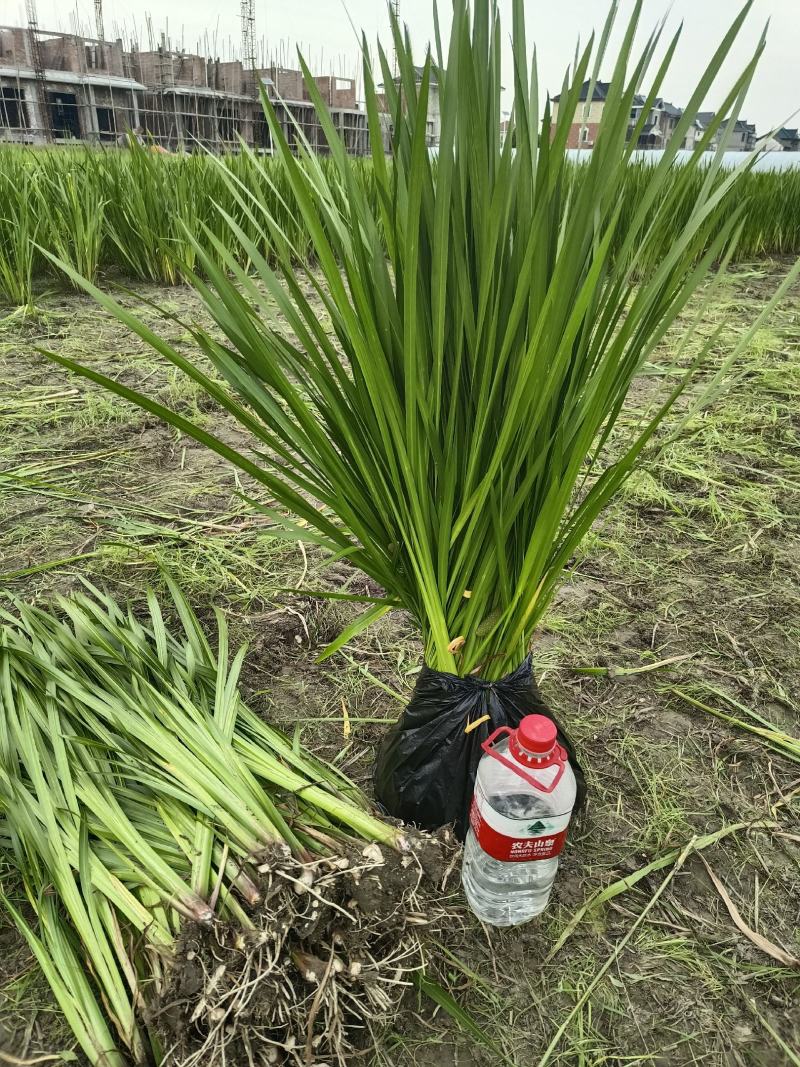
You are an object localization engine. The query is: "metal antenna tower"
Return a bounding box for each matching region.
[391,0,399,78]
[25,0,52,142]
[94,0,105,41]
[241,0,257,78]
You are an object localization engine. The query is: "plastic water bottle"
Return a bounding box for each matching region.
[462,714,577,926]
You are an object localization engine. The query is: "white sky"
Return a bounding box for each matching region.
[14,0,800,134]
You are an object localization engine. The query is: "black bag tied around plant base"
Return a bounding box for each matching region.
[374,656,586,840]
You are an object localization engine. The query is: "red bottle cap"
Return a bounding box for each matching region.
[516,714,557,754]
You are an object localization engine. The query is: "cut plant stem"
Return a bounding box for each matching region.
[670,687,800,763]
[575,653,696,677]
[546,817,778,959]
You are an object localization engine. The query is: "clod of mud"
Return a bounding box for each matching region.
[157,832,458,1067]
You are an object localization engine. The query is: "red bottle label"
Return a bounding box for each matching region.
[469,781,571,862]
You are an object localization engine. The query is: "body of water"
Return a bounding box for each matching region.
[566,149,800,171]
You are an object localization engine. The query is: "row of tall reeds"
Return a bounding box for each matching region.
[1,140,799,307]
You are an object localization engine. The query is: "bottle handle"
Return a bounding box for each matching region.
[481,727,566,794]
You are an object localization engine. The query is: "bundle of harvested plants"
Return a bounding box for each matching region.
[0,579,454,1066]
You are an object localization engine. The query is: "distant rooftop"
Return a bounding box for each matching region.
[411,64,440,85]
[632,98,682,117]
[659,100,682,118]
[556,85,683,118]
[384,63,441,88]
[552,79,610,104]
[696,113,755,136]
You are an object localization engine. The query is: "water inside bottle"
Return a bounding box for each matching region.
[489,791,552,818]
[462,791,561,926]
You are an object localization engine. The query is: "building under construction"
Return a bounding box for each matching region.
[0,21,373,154]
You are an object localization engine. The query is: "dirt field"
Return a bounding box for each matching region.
[1,261,799,1066]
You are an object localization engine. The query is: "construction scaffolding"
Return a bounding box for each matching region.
[24,1,52,143]
[94,1,105,44]
[240,0,257,81]
[0,20,380,155]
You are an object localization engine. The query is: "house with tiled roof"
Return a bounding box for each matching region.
[551,80,612,148]
[629,98,687,149]
[775,127,800,151]
[382,64,442,147]
[551,79,759,153]
[695,113,757,151]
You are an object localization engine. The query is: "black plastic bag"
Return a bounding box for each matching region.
[374,656,586,840]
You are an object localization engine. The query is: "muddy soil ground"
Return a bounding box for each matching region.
[1,262,799,1066]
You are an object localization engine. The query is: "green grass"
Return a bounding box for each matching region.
[2,141,800,313]
[0,261,799,1065]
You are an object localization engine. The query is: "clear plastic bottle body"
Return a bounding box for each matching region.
[462,735,576,927]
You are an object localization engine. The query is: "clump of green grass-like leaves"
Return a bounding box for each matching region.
[0,157,41,311]
[0,579,412,1066]
[43,0,800,679]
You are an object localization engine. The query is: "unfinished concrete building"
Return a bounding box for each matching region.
[0,23,373,154]
[0,26,142,143]
[263,66,370,155]
[128,42,257,151]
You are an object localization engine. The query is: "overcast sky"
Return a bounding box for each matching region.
[20,0,800,133]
